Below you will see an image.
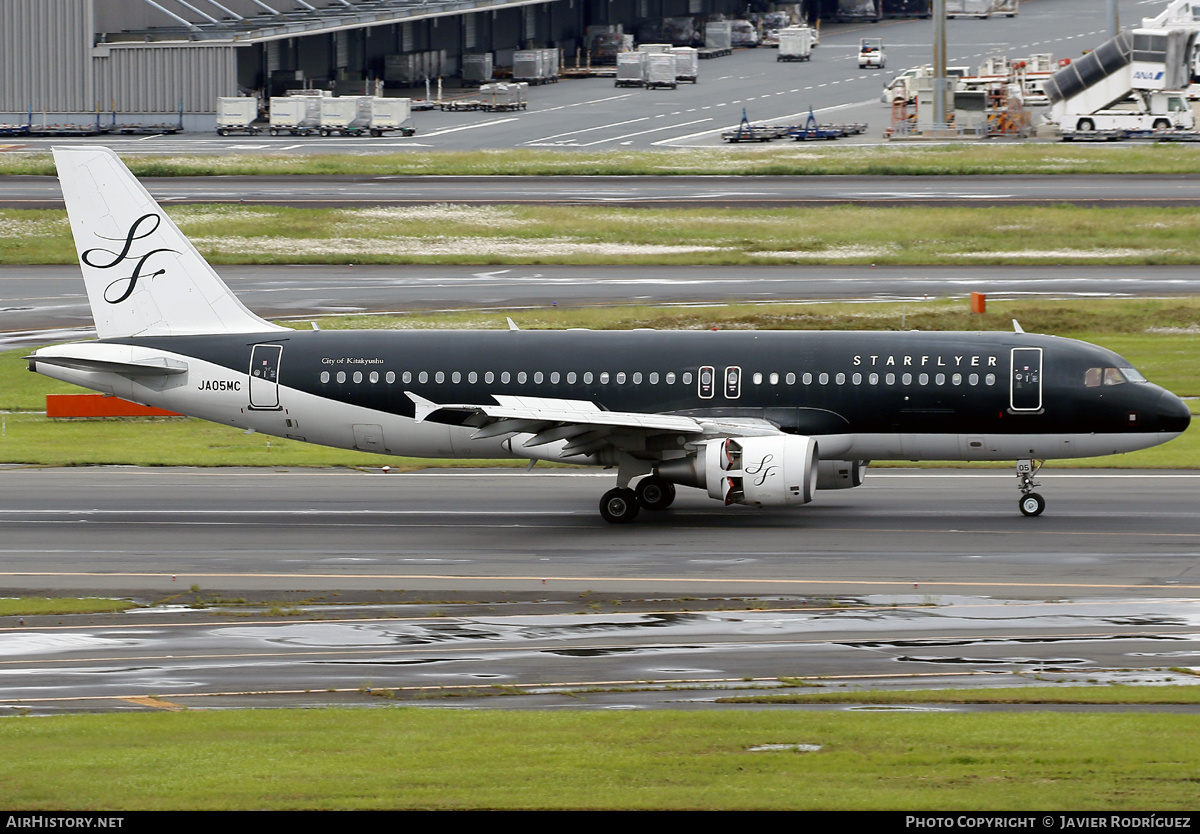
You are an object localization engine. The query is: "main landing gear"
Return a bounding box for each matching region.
[1016,458,1046,517]
[599,475,677,523]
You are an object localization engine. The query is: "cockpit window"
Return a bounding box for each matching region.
[1085,367,1147,387]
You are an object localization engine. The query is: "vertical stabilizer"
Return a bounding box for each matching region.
[53,147,286,339]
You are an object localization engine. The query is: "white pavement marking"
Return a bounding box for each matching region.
[573,118,712,147]
[417,118,520,138]
[523,117,649,144]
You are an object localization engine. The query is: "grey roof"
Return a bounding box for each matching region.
[106,0,544,43]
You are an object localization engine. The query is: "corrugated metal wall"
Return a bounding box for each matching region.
[0,0,93,112]
[93,44,239,113]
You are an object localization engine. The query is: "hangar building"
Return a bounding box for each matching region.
[0,0,807,130]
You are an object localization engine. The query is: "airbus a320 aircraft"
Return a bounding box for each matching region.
[28,148,1191,522]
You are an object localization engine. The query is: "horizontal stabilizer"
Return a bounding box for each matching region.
[27,343,187,378]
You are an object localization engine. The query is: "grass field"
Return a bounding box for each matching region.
[0,708,1198,809]
[10,203,1200,265]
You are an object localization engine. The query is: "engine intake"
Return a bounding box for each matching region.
[656,435,820,507]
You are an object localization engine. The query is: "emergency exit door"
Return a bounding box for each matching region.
[248,343,283,410]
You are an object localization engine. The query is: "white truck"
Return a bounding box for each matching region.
[1068,90,1194,132]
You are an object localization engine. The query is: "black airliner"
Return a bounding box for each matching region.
[28,148,1191,522]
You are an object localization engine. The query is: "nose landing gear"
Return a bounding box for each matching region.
[1016,459,1046,517]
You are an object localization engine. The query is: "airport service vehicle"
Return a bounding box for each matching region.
[881,65,970,103]
[859,38,885,69]
[1045,27,1198,133]
[29,148,1191,523]
[1067,90,1194,132]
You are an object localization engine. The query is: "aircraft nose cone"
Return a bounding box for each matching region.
[1156,390,1192,434]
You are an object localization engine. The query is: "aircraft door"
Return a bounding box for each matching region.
[248,343,283,410]
[1010,347,1043,412]
[723,366,742,399]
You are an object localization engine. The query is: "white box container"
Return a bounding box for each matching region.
[370,97,413,135]
[777,28,813,61]
[671,47,698,82]
[616,51,646,86]
[217,97,257,127]
[644,53,677,89]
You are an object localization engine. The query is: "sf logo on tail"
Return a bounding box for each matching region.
[81,213,178,304]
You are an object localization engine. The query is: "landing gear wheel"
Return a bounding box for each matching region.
[599,488,640,524]
[635,477,676,511]
[1019,492,1046,517]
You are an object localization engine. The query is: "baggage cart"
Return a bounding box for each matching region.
[479,82,528,111]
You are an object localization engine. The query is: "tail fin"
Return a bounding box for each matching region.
[53,146,285,339]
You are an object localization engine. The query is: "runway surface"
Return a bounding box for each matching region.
[1,466,1197,596]
[1,466,1198,713]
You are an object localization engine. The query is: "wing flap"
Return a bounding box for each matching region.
[406,392,704,437]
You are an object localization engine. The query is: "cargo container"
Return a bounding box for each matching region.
[462,53,494,85]
[644,53,678,89]
[777,27,813,62]
[216,97,260,135]
[268,93,325,135]
[615,51,646,87]
[369,97,415,136]
[319,96,373,136]
[672,47,699,83]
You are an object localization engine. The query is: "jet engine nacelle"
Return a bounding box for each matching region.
[816,459,869,490]
[656,435,820,507]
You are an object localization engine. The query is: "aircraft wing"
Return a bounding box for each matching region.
[407,392,707,457]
